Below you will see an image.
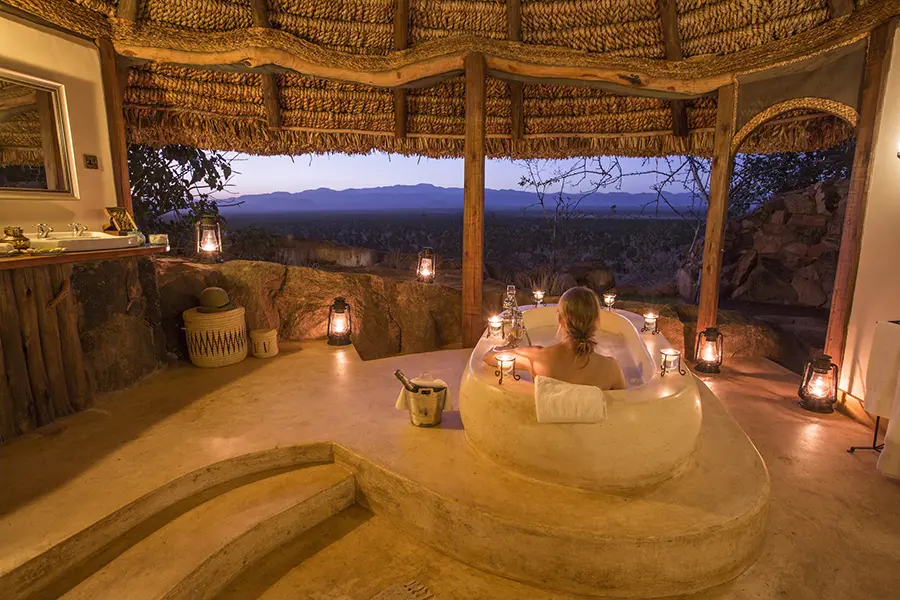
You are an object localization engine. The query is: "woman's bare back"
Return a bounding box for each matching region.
[515,343,627,390]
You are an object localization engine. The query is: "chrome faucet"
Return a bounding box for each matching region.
[36,223,53,239]
[69,222,88,237]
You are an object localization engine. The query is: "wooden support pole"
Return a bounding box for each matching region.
[507,0,524,143]
[248,0,282,128]
[33,266,73,419]
[658,0,689,137]
[463,53,487,347]
[97,38,133,215]
[116,0,140,21]
[35,91,64,191]
[394,0,409,139]
[51,265,92,410]
[0,271,35,432]
[11,269,53,426]
[696,84,736,334]
[828,0,853,19]
[825,22,894,366]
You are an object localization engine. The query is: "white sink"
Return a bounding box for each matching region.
[27,231,141,252]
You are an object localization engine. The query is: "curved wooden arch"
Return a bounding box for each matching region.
[731,97,860,155]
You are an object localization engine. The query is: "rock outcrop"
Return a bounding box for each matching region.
[677,180,847,307]
[156,259,507,361]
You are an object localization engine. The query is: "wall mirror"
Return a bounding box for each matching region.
[0,67,75,195]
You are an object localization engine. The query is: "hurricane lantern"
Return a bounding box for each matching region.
[487,315,503,339]
[195,214,222,261]
[641,312,659,335]
[495,353,521,385]
[533,290,545,306]
[416,247,436,283]
[603,292,616,311]
[694,327,724,374]
[660,348,685,377]
[798,354,839,413]
[327,297,352,346]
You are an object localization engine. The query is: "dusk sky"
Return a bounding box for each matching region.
[228,153,662,196]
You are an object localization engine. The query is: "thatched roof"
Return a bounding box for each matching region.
[3,0,895,159]
[0,79,42,167]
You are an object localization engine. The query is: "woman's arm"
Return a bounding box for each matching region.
[482,345,543,373]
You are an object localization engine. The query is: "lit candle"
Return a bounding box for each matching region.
[806,372,830,399]
[643,312,658,332]
[496,353,516,375]
[488,315,503,337]
[660,348,683,376]
[603,292,616,309]
[533,290,545,305]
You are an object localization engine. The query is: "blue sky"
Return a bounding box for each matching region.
[229,153,660,195]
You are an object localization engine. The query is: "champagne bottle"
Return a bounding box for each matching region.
[394,369,420,393]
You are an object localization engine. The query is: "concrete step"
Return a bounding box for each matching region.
[60,463,355,600]
[215,506,574,600]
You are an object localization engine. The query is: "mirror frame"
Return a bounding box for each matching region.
[0,66,79,200]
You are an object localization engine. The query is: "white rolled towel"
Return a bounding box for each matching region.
[865,321,900,418]
[534,375,607,424]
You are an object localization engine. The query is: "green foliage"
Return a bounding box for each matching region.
[128,144,235,254]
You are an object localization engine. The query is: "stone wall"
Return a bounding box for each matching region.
[156,259,508,361]
[71,258,166,393]
[677,180,847,307]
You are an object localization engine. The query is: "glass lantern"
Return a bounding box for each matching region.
[660,348,685,377]
[195,214,222,261]
[602,292,616,311]
[641,312,659,335]
[327,297,352,346]
[495,353,521,385]
[694,327,724,374]
[533,290,545,306]
[416,247,436,283]
[798,354,839,413]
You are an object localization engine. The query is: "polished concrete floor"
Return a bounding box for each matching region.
[1,344,899,599]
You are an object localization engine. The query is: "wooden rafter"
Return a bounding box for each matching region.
[696,84,736,334]
[394,0,409,139]
[107,0,900,97]
[828,0,853,19]
[825,21,895,368]
[658,0,688,137]
[508,0,524,143]
[248,0,282,128]
[116,0,140,21]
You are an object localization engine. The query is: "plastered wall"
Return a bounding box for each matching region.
[0,14,116,231]
[842,26,900,401]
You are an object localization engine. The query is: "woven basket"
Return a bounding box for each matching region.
[183,307,248,368]
[250,328,279,359]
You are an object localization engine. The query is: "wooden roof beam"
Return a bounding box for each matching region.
[508,0,524,143]
[658,0,688,138]
[116,0,140,21]
[394,0,409,140]
[829,0,853,19]
[111,0,900,95]
[249,0,282,128]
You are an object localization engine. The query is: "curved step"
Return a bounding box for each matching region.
[58,463,355,600]
[3,444,334,600]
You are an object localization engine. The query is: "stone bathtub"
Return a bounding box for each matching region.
[459,306,703,490]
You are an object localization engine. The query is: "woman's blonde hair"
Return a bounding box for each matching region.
[558,287,600,359]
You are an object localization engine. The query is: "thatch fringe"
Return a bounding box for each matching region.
[0,148,43,167]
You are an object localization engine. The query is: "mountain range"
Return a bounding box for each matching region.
[220,183,699,216]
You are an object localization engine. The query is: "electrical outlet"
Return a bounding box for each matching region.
[83,154,99,169]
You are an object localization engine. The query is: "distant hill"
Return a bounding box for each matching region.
[219,183,699,216]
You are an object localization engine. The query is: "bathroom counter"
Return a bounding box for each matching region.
[0,244,167,271]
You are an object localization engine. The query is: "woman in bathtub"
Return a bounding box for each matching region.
[484,287,627,390]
